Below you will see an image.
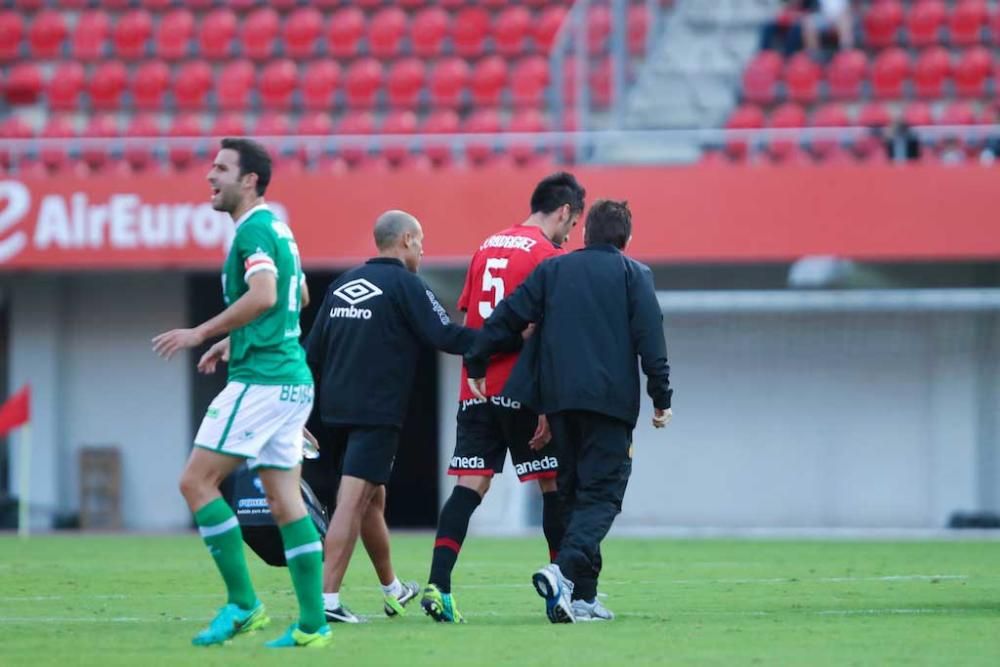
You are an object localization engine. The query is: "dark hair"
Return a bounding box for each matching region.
[220,137,272,196]
[530,172,586,216]
[584,200,632,250]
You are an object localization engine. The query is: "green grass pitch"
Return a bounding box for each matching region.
[1,534,999,666]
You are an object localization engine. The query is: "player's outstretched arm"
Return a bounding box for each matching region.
[152,272,277,360]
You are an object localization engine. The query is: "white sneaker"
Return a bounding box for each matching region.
[531,563,576,623]
[571,597,615,621]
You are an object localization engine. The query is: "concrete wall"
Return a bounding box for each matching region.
[6,273,192,530]
[438,309,1000,530]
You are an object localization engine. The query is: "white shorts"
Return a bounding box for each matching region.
[194,382,314,470]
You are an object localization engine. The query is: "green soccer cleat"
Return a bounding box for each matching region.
[191,601,270,646]
[420,583,466,623]
[265,623,333,649]
[384,580,420,617]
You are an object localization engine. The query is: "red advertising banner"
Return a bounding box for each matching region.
[0,165,996,270]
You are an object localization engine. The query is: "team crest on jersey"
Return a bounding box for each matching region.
[333,278,383,305]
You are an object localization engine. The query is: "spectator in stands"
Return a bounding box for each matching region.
[883,121,921,163]
[803,0,854,52]
[760,1,805,56]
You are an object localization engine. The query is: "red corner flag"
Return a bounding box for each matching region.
[0,386,30,438]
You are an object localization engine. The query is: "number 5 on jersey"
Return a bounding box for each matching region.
[479,257,509,318]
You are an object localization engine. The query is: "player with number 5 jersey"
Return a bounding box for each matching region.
[421,173,587,624]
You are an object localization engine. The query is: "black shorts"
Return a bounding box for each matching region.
[323,424,400,486]
[449,396,559,483]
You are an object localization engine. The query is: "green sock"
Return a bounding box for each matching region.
[194,498,256,610]
[280,516,326,634]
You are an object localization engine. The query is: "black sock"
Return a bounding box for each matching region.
[541,491,565,562]
[428,485,482,594]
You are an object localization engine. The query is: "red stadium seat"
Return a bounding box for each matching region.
[283,7,323,59]
[81,113,118,170]
[336,111,376,166]
[174,60,213,109]
[345,58,384,108]
[369,7,407,58]
[826,49,868,100]
[88,61,128,110]
[5,63,43,105]
[954,45,991,97]
[12,0,43,8]
[628,5,649,55]
[725,104,765,159]
[354,0,386,8]
[131,60,170,110]
[47,61,84,110]
[783,53,821,104]
[939,101,978,125]
[471,56,508,107]
[768,144,812,166]
[270,0,300,11]
[0,12,23,61]
[387,58,426,109]
[767,103,807,160]
[588,57,613,108]
[28,10,66,59]
[871,47,910,99]
[176,0,213,8]
[301,60,340,111]
[809,104,850,157]
[72,10,110,61]
[534,6,567,52]
[243,8,280,60]
[741,51,782,105]
[949,0,987,47]
[327,7,365,58]
[511,56,549,108]
[588,5,611,54]
[421,109,460,166]
[902,102,933,126]
[381,110,418,164]
[508,109,548,164]
[817,145,856,165]
[495,7,532,57]
[156,9,194,60]
[439,0,467,8]
[140,0,173,9]
[906,0,945,48]
[217,59,255,110]
[199,9,237,60]
[913,46,951,99]
[857,103,893,128]
[124,113,161,171]
[211,112,247,138]
[863,0,903,48]
[259,59,298,110]
[297,112,333,136]
[453,8,489,57]
[398,0,430,7]
[411,7,449,57]
[255,112,292,138]
[40,116,75,171]
[0,116,33,170]
[462,109,502,165]
[429,57,469,108]
[167,113,203,170]
[113,9,152,59]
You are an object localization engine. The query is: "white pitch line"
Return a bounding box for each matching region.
[0,574,971,602]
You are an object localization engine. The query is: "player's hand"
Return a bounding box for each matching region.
[522,323,537,341]
[303,427,320,451]
[467,377,487,401]
[152,327,207,360]
[197,337,231,374]
[528,414,552,450]
[652,407,672,429]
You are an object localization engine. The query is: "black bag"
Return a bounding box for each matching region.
[224,465,329,567]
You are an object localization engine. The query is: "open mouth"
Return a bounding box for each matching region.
[210,186,220,198]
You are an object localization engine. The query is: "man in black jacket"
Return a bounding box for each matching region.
[305,209,476,623]
[464,200,673,623]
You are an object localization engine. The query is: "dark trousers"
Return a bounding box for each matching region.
[549,410,632,601]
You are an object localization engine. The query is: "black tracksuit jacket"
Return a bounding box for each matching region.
[464,244,672,428]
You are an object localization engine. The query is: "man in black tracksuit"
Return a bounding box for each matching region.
[464,200,673,623]
[305,210,476,623]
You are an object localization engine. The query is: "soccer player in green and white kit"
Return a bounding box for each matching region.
[153,138,330,648]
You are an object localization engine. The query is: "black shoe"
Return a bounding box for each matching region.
[324,604,360,623]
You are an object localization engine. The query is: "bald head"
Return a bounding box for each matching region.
[374,210,420,251]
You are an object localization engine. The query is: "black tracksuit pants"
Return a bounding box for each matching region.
[549,410,632,601]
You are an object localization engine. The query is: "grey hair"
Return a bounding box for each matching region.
[373,210,419,250]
